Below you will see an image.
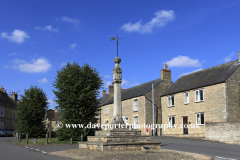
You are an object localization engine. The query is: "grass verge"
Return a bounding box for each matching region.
[14,137,78,146]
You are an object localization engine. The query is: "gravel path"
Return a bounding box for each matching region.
[49,148,213,160]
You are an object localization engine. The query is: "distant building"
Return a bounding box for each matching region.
[44,109,60,132]
[0,86,18,130]
[161,56,240,137]
[98,64,173,135]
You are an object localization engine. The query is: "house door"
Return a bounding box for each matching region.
[183,117,188,134]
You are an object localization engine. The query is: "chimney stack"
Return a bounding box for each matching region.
[102,90,106,97]
[0,86,6,93]
[11,92,18,101]
[108,85,114,95]
[161,62,171,81]
[238,51,240,61]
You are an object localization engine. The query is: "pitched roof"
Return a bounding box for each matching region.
[0,91,17,107]
[97,94,109,107]
[99,78,162,107]
[161,59,240,96]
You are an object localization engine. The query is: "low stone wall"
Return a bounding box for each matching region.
[206,122,240,144]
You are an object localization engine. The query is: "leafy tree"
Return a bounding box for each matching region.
[16,86,48,138]
[53,62,103,141]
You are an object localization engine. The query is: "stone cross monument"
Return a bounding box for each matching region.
[111,57,124,126]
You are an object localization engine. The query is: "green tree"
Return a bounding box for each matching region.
[16,86,48,138]
[53,62,103,141]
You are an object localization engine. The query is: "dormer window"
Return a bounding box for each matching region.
[195,89,204,102]
[168,95,174,107]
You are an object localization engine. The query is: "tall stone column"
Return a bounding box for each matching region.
[111,57,124,125]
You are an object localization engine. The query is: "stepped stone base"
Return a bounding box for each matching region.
[78,141,161,152]
[79,129,161,152]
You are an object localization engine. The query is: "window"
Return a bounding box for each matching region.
[168,116,175,128]
[196,113,204,125]
[134,116,138,129]
[133,99,138,111]
[0,120,4,129]
[195,89,204,102]
[168,96,174,107]
[105,120,108,125]
[105,106,108,114]
[0,107,5,117]
[185,92,189,104]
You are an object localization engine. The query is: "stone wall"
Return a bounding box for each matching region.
[145,80,172,135]
[0,104,16,129]
[225,65,240,122]
[100,96,147,135]
[206,122,240,144]
[161,83,227,136]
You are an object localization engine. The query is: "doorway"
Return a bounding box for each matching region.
[183,116,188,134]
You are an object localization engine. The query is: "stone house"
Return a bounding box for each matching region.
[0,86,18,130]
[98,64,172,135]
[161,57,240,137]
[44,109,60,132]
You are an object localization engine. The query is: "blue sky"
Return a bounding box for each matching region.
[1,0,240,109]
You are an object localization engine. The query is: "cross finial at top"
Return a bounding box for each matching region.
[110,35,124,57]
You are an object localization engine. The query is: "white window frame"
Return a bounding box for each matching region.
[0,107,5,117]
[168,95,174,107]
[195,89,204,102]
[134,116,138,129]
[184,92,189,104]
[133,99,138,111]
[168,116,175,128]
[196,113,205,125]
[105,106,108,115]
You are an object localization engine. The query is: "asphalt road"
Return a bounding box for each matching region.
[152,136,240,160]
[0,137,74,160]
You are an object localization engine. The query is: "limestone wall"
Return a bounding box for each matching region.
[206,122,240,144]
[225,65,240,122]
[161,83,227,136]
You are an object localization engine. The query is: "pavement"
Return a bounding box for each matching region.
[151,136,240,160]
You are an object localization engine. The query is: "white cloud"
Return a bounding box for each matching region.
[47,98,56,106]
[103,75,112,79]
[69,43,76,49]
[179,69,203,77]
[8,52,22,56]
[129,82,140,87]
[12,57,51,73]
[122,79,129,86]
[35,25,58,32]
[61,16,79,27]
[4,65,9,69]
[37,78,48,83]
[224,52,235,62]
[166,55,202,68]
[121,10,175,33]
[61,62,67,67]
[1,30,29,43]
[106,81,112,86]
